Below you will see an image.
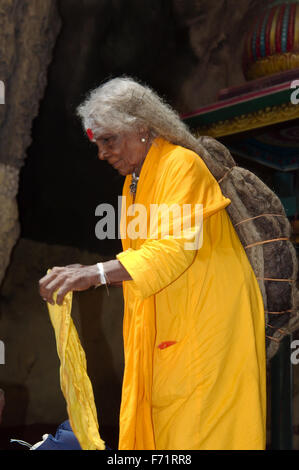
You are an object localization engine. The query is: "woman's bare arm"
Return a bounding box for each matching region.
[39,260,132,306]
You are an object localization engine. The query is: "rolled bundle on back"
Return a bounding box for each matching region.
[197,136,299,361]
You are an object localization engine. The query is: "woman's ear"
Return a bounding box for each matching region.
[138,126,152,143]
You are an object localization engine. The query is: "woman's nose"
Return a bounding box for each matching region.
[98,148,107,161]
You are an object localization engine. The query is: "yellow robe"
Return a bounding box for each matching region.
[116,137,266,450]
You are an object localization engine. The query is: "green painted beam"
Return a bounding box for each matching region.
[183,88,293,129]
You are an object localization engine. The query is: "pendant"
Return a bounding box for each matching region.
[130,172,139,195]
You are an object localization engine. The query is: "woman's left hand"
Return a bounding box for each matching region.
[39,264,100,306]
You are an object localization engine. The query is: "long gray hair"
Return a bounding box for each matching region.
[77,76,202,152]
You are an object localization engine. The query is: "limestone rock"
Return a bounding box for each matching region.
[0,0,61,285]
[173,0,264,112]
[0,163,20,286]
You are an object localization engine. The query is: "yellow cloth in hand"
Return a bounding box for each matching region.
[47,291,105,450]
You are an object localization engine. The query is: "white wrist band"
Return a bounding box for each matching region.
[97,262,107,285]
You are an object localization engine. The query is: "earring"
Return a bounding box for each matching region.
[141,137,146,143]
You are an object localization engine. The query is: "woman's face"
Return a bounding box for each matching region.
[95,129,150,176]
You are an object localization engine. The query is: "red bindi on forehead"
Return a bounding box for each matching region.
[86,128,94,141]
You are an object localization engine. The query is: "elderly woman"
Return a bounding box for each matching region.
[39,77,266,450]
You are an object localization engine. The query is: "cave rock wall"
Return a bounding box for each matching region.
[0,0,61,285]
